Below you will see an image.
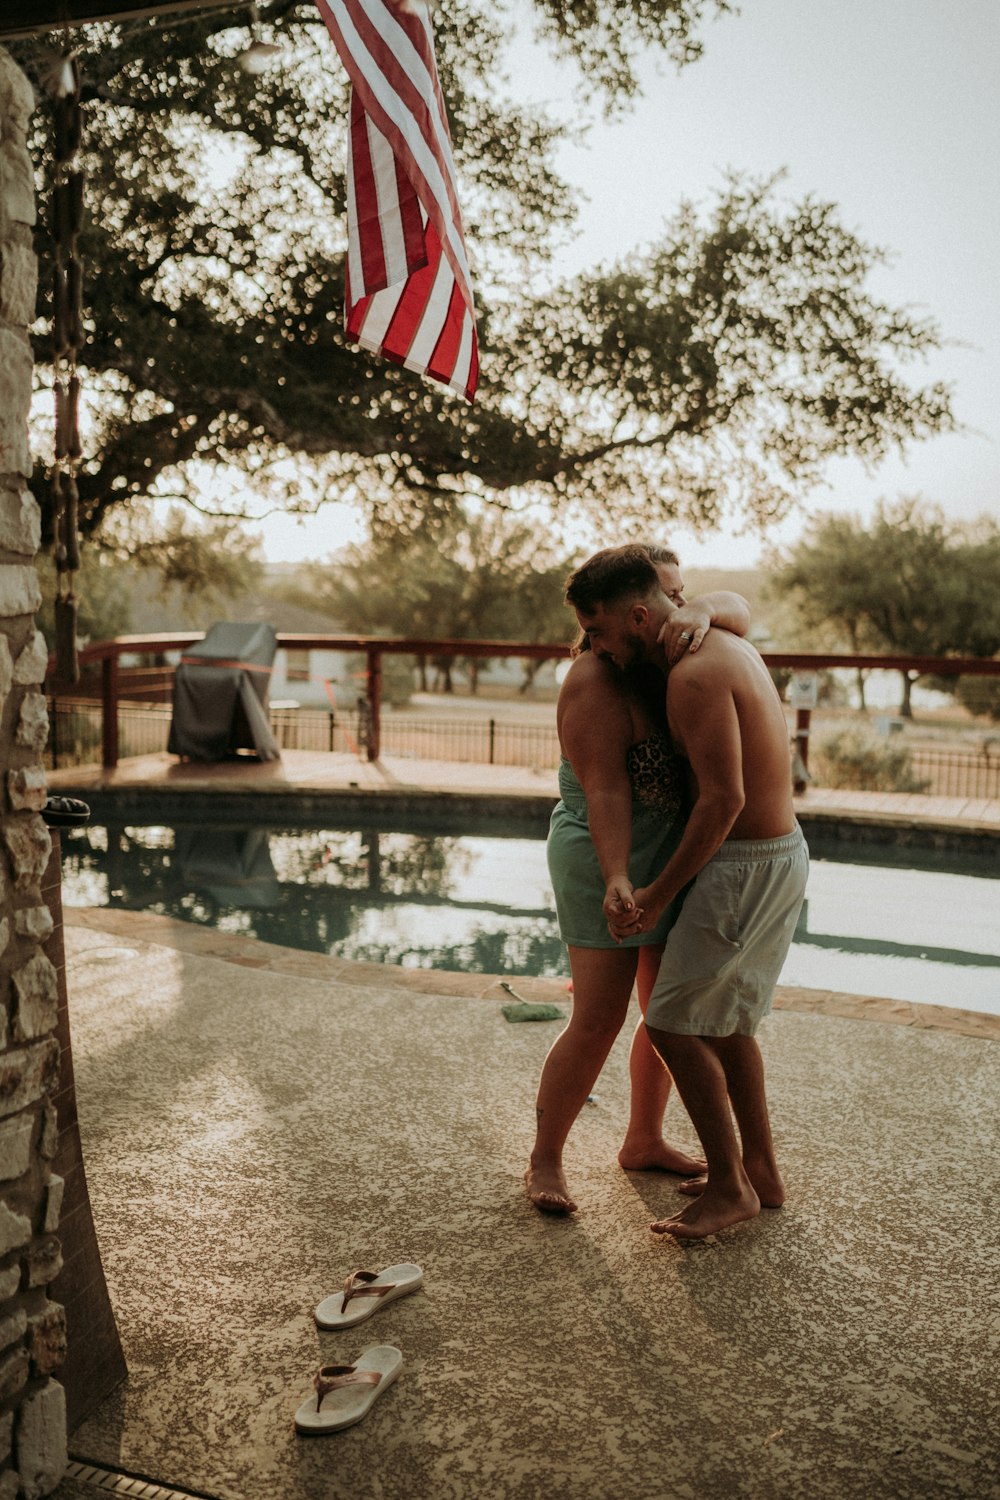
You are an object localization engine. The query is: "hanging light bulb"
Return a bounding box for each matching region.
[238,41,282,74]
[237,4,283,74]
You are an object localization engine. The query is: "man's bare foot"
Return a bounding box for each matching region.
[524,1164,578,1214]
[618,1140,707,1176]
[677,1164,784,1208]
[651,1182,760,1240]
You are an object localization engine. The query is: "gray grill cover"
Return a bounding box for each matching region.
[167,622,280,762]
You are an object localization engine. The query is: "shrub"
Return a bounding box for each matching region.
[814,728,931,793]
[956,673,1000,723]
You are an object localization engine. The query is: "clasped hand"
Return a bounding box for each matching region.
[603,877,657,942]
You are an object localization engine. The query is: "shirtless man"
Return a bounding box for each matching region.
[525,548,749,1215]
[568,546,808,1240]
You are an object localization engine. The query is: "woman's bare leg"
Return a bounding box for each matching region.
[618,945,707,1176]
[525,946,637,1213]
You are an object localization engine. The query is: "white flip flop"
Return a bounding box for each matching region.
[314,1264,424,1330]
[294,1345,403,1435]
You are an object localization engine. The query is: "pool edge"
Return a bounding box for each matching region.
[64,905,1000,1042]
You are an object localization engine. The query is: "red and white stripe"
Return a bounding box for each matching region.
[316,0,479,402]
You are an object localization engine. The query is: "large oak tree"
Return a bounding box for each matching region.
[12,0,955,561]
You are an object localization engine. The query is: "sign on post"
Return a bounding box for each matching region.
[789,671,819,710]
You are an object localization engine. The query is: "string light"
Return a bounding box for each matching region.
[236,3,282,74]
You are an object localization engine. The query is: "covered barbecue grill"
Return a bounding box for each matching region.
[167,622,280,762]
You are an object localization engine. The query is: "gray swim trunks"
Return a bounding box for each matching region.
[646,825,808,1038]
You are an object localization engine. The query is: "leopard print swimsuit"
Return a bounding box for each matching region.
[625,734,687,817]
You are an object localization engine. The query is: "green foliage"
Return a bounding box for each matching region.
[505,179,954,529]
[766,498,1000,714]
[956,672,1000,723]
[297,507,574,696]
[815,728,930,794]
[109,507,266,599]
[36,507,266,643]
[530,0,735,103]
[12,6,954,562]
[36,551,132,648]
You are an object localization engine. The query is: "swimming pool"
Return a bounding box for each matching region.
[56,815,1000,1018]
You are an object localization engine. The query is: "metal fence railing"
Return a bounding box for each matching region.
[368,716,561,769]
[269,708,563,766]
[49,699,170,767]
[47,698,1000,800]
[47,701,566,771]
[909,747,1000,800]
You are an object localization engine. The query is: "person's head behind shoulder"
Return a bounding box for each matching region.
[567,543,680,670]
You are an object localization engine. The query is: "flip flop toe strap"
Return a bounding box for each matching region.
[340,1268,397,1314]
[314,1364,382,1411]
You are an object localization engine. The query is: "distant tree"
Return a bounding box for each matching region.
[768,499,1000,715]
[955,672,1000,724]
[92,506,266,613]
[298,508,573,693]
[763,514,885,709]
[11,6,954,575]
[35,507,267,649]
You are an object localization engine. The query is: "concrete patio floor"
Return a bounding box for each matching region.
[48,907,999,1500]
[42,749,1000,1497]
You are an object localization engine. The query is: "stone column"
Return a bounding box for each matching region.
[0,46,69,1500]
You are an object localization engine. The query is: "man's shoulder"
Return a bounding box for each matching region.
[673,629,755,680]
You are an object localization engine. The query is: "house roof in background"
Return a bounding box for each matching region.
[0,1,237,42]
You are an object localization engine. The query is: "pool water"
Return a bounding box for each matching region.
[58,821,1000,1018]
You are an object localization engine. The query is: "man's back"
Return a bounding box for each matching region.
[667,630,795,842]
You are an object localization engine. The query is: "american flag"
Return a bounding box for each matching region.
[316,0,480,402]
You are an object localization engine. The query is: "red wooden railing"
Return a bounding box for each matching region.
[47,634,1000,771]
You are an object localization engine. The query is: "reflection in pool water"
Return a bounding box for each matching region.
[58,820,1000,1017]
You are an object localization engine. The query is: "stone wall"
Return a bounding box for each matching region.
[0,47,69,1500]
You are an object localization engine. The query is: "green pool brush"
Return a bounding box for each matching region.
[500,981,566,1023]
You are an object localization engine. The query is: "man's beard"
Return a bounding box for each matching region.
[614,633,648,674]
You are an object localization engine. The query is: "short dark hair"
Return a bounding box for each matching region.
[565,543,677,617]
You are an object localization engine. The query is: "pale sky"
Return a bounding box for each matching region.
[255,0,1000,570]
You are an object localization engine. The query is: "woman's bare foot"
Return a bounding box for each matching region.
[677,1163,784,1208]
[651,1181,760,1240]
[524,1164,578,1214]
[618,1139,707,1176]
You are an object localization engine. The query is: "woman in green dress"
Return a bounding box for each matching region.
[526,547,750,1212]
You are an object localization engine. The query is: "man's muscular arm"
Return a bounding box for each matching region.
[610,657,745,936]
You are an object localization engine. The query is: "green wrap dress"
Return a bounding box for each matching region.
[547,734,689,949]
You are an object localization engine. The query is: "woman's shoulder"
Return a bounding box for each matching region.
[558,654,635,757]
[560,652,629,706]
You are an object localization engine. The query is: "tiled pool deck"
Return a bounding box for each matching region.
[47,752,1000,1500]
[46,746,1000,835]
